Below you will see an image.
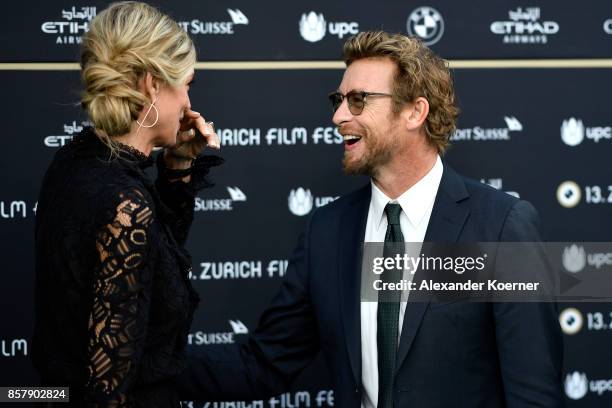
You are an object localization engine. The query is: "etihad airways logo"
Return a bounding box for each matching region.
[490,7,559,44]
[450,116,523,142]
[299,11,359,42]
[44,120,91,147]
[177,9,249,35]
[41,6,96,45]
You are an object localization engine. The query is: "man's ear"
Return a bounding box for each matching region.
[142,72,160,102]
[400,96,429,132]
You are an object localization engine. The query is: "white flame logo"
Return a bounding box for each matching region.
[565,372,588,400]
[562,244,586,273]
[299,12,326,42]
[288,188,314,216]
[561,118,585,146]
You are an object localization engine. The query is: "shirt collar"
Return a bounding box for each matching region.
[370,155,443,232]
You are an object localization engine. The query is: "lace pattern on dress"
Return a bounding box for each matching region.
[86,188,153,407]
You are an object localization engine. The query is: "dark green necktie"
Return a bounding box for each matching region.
[377,203,404,408]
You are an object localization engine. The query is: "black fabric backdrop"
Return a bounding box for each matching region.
[1,1,611,407]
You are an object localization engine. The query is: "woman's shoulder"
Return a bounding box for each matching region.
[40,129,156,224]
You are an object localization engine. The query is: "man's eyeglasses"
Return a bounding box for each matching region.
[328,91,393,115]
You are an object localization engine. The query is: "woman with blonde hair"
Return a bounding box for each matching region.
[32,2,221,406]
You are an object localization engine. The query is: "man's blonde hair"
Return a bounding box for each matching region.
[80,1,196,139]
[343,31,459,153]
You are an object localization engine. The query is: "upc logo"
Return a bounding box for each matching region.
[300,12,326,42]
[299,11,359,42]
[565,372,589,400]
[561,117,612,145]
[289,188,314,216]
[562,244,586,273]
[561,118,585,146]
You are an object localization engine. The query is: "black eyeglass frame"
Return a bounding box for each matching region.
[328,90,393,115]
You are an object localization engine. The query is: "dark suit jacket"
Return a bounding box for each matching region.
[178,163,564,408]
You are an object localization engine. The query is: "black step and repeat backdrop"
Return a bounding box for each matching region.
[1,0,612,406]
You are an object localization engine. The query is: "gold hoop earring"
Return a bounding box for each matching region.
[137,100,159,128]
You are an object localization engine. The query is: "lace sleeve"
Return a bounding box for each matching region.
[86,188,154,407]
[155,153,223,245]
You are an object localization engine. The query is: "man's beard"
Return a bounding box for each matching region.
[342,135,394,176]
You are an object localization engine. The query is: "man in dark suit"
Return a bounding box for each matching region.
[179,31,564,407]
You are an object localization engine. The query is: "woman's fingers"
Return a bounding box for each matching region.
[194,116,220,149]
[177,128,196,143]
[177,108,220,150]
[185,109,200,119]
[179,109,200,131]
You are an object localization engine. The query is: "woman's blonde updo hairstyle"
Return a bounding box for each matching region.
[80,1,196,138]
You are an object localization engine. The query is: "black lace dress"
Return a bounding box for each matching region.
[32,127,221,407]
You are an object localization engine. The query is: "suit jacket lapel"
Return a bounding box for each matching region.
[338,184,370,386]
[395,163,470,375]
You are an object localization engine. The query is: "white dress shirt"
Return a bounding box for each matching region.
[360,155,443,408]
